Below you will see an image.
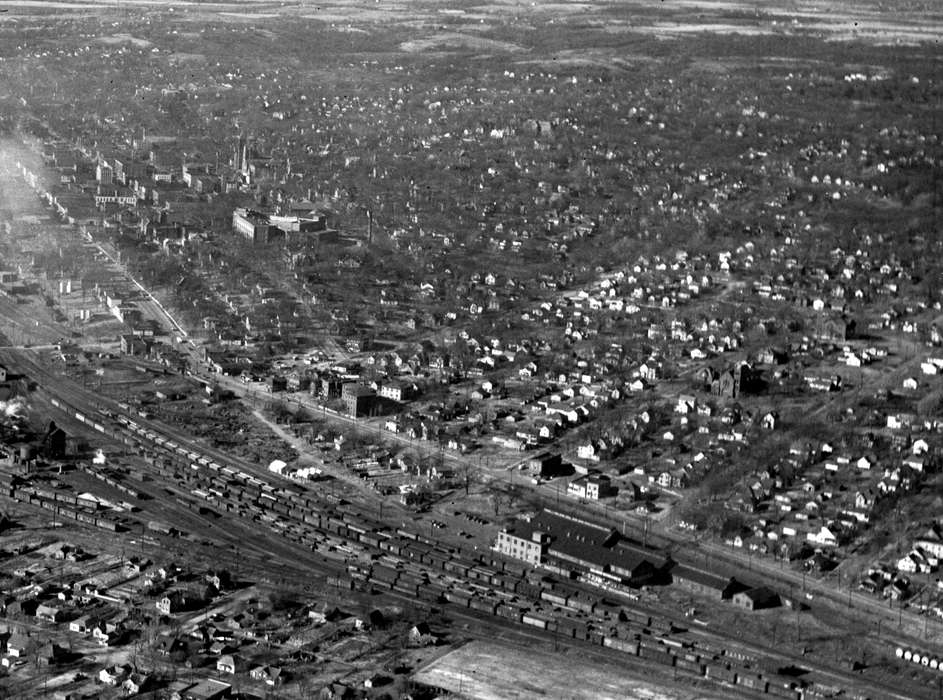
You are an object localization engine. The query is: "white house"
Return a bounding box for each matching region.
[807,525,838,547]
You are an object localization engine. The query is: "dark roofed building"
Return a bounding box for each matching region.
[527,452,564,478]
[531,509,664,586]
[671,565,747,600]
[732,586,781,611]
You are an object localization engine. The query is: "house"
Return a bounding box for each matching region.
[815,316,854,342]
[379,381,416,402]
[35,603,64,623]
[887,414,916,430]
[157,590,201,615]
[99,664,131,685]
[903,456,926,472]
[408,622,437,647]
[364,673,390,689]
[35,642,65,666]
[156,637,189,658]
[120,334,150,356]
[761,411,779,430]
[208,641,233,656]
[205,569,232,591]
[807,525,839,547]
[249,665,282,686]
[568,476,589,499]
[308,603,345,625]
[676,395,697,414]
[69,615,98,634]
[711,369,739,399]
[6,633,29,657]
[217,653,241,674]
[92,620,124,647]
[576,438,617,463]
[656,469,688,490]
[123,673,152,695]
[896,552,926,574]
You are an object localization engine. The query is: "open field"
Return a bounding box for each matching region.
[0,0,940,46]
[414,639,722,700]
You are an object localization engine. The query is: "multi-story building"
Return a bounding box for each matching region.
[232,208,326,244]
[342,383,376,417]
[493,523,549,565]
[233,208,276,243]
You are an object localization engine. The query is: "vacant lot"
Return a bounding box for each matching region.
[413,639,722,700]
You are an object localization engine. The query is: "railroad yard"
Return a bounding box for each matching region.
[0,345,939,698]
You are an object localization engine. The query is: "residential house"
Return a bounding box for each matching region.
[896,551,928,574]
[308,603,346,625]
[249,665,282,686]
[807,525,839,547]
[35,642,65,666]
[379,381,416,403]
[6,633,29,657]
[408,622,437,647]
[123,673,152,695]
[916,524,943,558]
[576,438,617,463]
[711,369,738,399]
[35,603,64,623]
[217,654,241,674]
[99,664,131,686]
[675,395,697,415]
[761,411,779,430]
[157,590,200,615]
[69,615,98,634]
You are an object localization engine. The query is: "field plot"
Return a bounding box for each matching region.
[413,639,721,700]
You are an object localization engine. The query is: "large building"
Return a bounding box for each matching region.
[342,383,376,417]
[493,524,549,565]
[232,208,327,244]
[495,509,669,587]
[379,380,416,403]
[232,208,276,243]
